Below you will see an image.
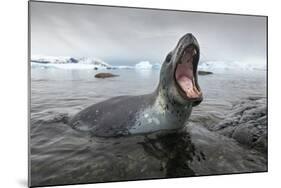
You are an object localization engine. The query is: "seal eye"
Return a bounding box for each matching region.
[165,52,172,62]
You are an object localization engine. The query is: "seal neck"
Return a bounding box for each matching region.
[153,86,193,123]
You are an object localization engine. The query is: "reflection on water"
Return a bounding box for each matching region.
[140,131,196,177]
[30,68,267,187]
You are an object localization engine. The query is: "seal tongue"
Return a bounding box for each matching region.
[175,60,200,98]
[177,76,201,98]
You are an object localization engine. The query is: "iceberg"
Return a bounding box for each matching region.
[31,55,165,71]
[134,61,162,70]
[135,61,153,70]
[152,63,161,69]
[31,55,110,70]
[198,60,266,72]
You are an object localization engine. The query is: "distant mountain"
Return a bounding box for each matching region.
[31,56,161,70]
[31,56,265,72]
[31,55,110,68]
[198,60,266,71]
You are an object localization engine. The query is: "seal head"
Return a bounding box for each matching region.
[159,33,202,107]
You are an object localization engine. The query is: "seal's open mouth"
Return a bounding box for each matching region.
[175,45,202,101]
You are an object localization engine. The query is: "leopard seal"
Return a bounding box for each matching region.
[69,33,203,137]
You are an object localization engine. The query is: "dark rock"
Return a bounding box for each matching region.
[198,70,213,75]
[211,97,267,154]
[94,73,119,79]
[69,58,78,63]
[31,60,50,64]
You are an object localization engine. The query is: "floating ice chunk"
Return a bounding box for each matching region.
[135,61,153,70]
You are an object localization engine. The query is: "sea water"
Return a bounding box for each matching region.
[30,67,267,186]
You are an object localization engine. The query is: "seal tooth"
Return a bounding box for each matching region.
[193,49,197,56]
[193,85,198,93]
[192,78,202,96]
[192,78,201,95]
[187,88,195,98]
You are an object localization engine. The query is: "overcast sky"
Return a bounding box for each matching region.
[30,1,267,65]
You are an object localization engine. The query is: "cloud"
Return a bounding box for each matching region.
[30,1,267,65]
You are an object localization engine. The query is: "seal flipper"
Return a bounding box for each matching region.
[70,120,96,132]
